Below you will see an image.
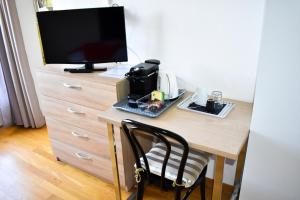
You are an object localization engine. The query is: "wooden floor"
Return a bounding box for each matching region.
[0,126,232,200]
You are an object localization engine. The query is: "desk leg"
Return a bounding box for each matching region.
[235,139,248,183]
[233,138,249,198]
[107,123,122,200]
[212,156,225,200]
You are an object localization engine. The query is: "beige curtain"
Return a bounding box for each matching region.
[0,54,12,126]
[0,110,3,126]
[0,0,45,128]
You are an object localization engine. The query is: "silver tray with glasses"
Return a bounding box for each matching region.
[177,94,235,119]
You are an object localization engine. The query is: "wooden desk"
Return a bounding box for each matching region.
[98,97,252,200]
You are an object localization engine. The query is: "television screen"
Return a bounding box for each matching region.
[37,7,127,64]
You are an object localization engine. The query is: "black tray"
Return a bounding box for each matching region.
[187,102,226,115]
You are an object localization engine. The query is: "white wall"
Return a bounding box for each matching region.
[19,0,265,103]
[240,0,300,199]
[119,0,265,102]
[15,0,265,185]
[52,0,108,10]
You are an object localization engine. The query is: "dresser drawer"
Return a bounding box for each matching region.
[41,96,105,134]
[37,72,117,110]
[51,139,115,182]
[46,118,110,158]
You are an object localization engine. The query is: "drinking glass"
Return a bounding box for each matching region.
[211,91,223,111]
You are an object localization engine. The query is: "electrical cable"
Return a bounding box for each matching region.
[127,46,142,62]
[110,2,141,63]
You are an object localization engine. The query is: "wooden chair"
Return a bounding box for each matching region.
[121,119,209,200]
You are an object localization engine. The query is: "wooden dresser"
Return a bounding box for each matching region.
[36,65,134,189]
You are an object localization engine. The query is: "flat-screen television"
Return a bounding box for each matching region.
[37,7,127,72]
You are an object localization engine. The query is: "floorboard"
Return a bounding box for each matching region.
[0,126,232,200]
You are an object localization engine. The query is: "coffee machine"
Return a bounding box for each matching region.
[125,59,160,102]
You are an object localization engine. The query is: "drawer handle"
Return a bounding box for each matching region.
[74,152,92,160]
[71,131,89,139]
[63,83,82,90]
[67,107,85,115]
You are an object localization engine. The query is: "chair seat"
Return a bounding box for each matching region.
[139,142,209,188]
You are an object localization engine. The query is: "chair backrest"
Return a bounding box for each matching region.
[121,119,190,189]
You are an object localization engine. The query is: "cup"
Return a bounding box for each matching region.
[211,91,222,103]
[206,98,215,113]
[192,88,209,106]
[211,91,223,112]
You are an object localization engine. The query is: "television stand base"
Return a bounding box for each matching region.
[93,67,108,72]
[64,64,107,73]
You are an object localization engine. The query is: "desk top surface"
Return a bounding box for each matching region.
[98,96,253,160]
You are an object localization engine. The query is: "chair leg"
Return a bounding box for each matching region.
[175,188,181,200]
[127,190,137,200]
[200,178,206,200]
[182,188,193,200]
[136,181,145,200]
[181,177,206,200]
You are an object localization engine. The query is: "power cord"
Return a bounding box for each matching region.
[110,2,141,63]
[127,46,142,63]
